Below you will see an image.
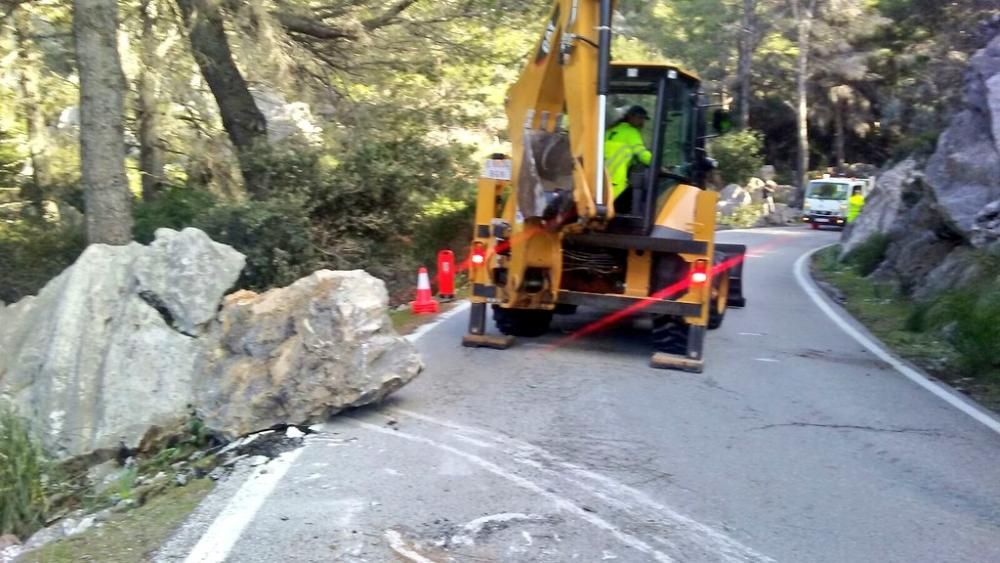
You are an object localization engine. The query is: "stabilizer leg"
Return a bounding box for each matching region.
[650,323,705,373]
[461,302,515,349]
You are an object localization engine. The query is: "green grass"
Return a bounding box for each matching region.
[19,478,214,563]
[717,203,766,228]
[813,245,1000,412]
[841,233,891,276]
[0,406,48,539]
[390,283,470,334]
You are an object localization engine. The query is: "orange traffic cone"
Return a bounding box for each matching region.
[410,266,439,314]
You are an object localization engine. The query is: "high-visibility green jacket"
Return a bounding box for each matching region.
[847,193,865,222]
[604,122,652,200]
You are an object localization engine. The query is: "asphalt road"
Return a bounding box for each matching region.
[161,227,1000,563]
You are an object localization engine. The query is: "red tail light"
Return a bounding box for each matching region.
[471,242,486,266]
[690,260,709,285]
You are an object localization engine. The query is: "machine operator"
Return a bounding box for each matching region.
[604,105,653,202]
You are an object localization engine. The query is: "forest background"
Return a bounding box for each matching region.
[1,0,998,303]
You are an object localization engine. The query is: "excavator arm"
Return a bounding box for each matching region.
[505,0,616,224]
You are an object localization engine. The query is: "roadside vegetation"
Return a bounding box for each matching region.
[18,478,213,563]
[0,406,48,540]
[1,1,996,306]
[712,129,766,187]
[0,406,223,555]
[813,243,1000,411]
[717,203,769,228]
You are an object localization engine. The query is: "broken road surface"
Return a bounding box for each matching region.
[159,228,1000,563]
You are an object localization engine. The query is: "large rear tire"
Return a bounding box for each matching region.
[554,303,578,315]
[652,316,688,354]
[493,306,553,337]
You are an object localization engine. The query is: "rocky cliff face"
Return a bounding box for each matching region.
[0,229,421,461]
[924,34,1000,236]
[841,33,1000,297]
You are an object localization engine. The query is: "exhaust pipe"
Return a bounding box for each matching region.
[595,0,613,208]
[597,0,612,95]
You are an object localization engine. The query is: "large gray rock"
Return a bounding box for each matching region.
[754,203,800,227]
[970,199,1000,247]
[914,247,992,301]
[717,183,752,217]
[0,232,228,459]
[196,270,422,437]
[134,228,245,335]
[840,158,920,256]
[867,174,966,295]
[924,35,1000,238]
[0,231,420,461]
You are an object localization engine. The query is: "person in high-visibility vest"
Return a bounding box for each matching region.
[604,105,653,201]
[847,185,865,223]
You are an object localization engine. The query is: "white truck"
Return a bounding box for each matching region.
[801,175,872,229]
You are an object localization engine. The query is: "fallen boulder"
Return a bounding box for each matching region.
[134,228,245,335]
[196,270,422,437]
[0,231,230,459]
[0,229,420,461]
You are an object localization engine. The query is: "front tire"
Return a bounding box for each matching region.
[708,271,729,330]
[652,316,688,354]
[493,306,553,337]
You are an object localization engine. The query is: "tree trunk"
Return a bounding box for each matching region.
[792,0,817,193]
[175,0,270,198]
[74,0,133,245]
[736,0,757,129]
[13,7,51,214]
[137,0,166,201]
[833,98,845,169]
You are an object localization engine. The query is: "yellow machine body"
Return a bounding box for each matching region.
[463,0,747,371]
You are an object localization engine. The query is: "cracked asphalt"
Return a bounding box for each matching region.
[160,227,1000,563]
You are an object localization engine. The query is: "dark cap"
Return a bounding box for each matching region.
[626,105,650,118]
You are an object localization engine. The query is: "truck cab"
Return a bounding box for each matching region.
[801,175,871,229]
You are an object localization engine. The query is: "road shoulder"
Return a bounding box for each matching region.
[797,244,1000,436]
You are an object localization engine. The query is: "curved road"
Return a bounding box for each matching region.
[161,227,1000,563]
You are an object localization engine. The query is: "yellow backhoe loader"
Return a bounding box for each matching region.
[461,0,747,372]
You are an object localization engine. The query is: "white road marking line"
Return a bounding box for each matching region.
[183,449,304,563]
[452,433,495,448]
[388,408,773,563]
[754,358,780,363]
[549,462,766,563]
[348,418,676,563]
[721,227,810,236]
[794,245,1000,436]
[462,513,545,534]
[405,301,471,343]
[385,530,439,563]
[451,513,543,547]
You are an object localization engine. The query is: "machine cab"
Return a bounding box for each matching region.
[603,63,708,234]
